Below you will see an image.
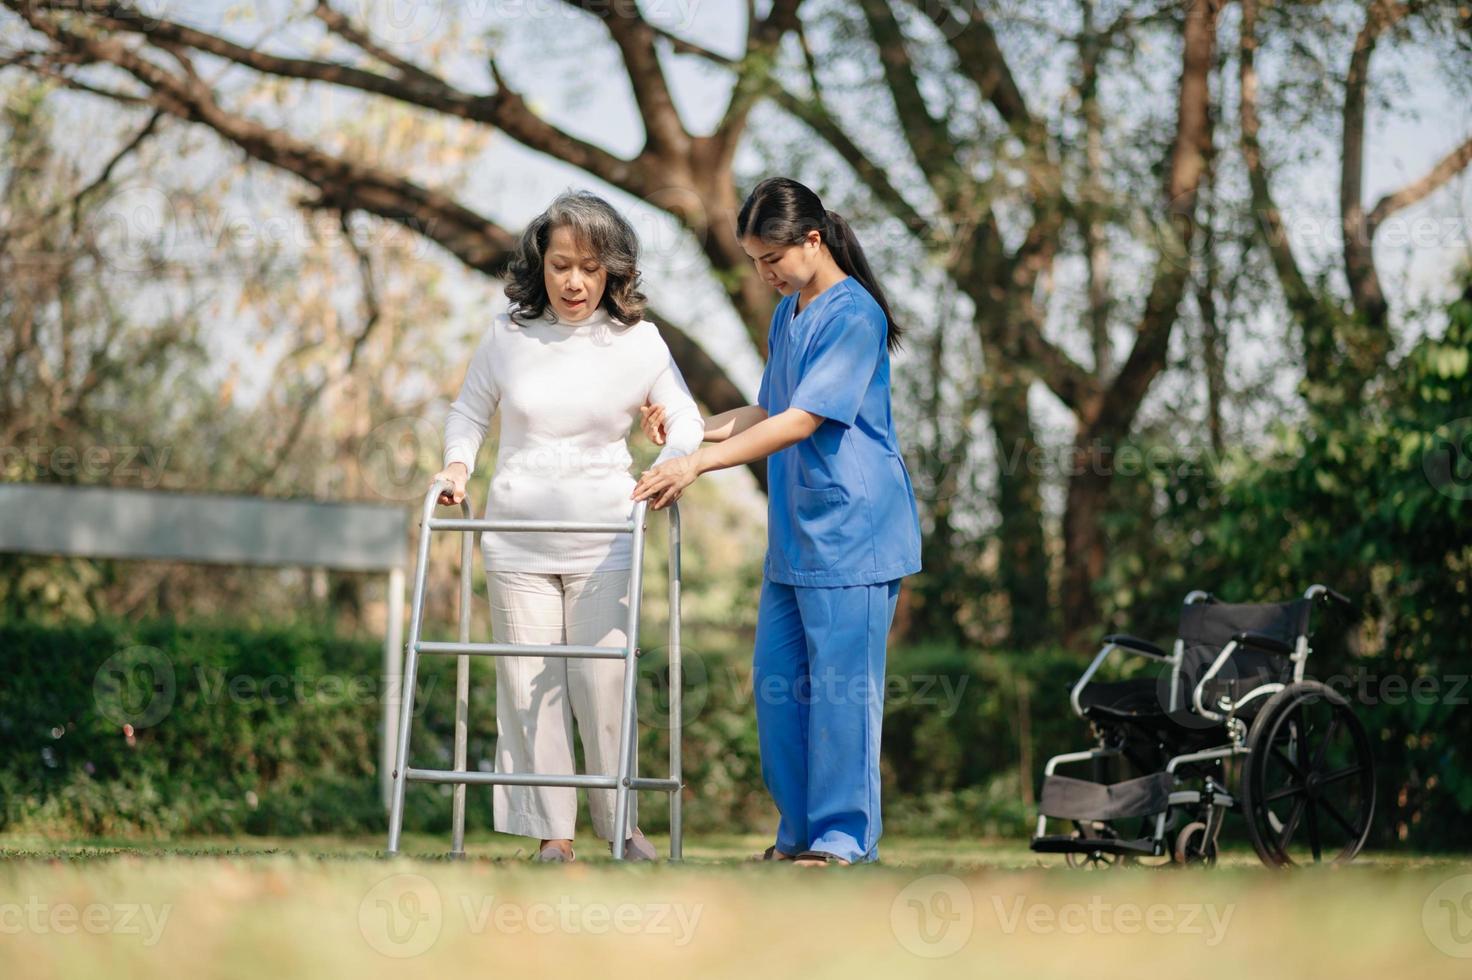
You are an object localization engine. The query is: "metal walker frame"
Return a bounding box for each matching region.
[385,479,684,861]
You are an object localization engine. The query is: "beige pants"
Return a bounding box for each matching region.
[487,568,636,842]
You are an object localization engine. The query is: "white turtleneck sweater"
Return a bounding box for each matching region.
[442,305,705,572]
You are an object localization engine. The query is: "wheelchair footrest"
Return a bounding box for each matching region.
[1030,834,1159,856]
[1038,771,1173,822]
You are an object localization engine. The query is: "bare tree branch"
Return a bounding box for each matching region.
[1341,0,1410,329]
[1367,133,1472,231]
[1238,0,1326,348]
[908,0,1033,131]
[0,97,160,261]
[1093,0,1220,438]
[1008,297,1100,415]
[5,2,542,268]
[646,22,734,64]
[858,0,967,210]
[705,0,804,173]
[903,0,1064,204]
[21,0,651,193]
[248,208,382,492]
[563,0,689,162]
[1,49,151,103]
[68,107,162,229]
[764,22,930,239]
[311,0,444,88]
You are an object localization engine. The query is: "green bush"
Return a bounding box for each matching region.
[9,601,1460,848]
[0,618,482,837]
[0,618,1098,841]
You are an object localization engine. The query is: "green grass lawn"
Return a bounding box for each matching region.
[1,832,1469,979]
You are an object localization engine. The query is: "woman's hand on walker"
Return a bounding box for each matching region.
[639,400,667,446]
[632,451,702,510]
[431,463,468,506]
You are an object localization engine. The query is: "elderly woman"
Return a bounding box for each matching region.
[430,191,703,862]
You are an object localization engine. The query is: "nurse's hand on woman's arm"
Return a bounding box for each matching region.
[430,462,469,506]
[631,408,823,509]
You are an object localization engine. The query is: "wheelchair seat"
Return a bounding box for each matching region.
[1075,673,1276,730]
[1074,677,1164,719]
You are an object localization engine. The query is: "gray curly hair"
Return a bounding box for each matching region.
[504,190,647,324]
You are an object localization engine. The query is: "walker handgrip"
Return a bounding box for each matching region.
[427,477,460,509]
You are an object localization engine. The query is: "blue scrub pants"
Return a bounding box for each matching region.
[752,576,901,863]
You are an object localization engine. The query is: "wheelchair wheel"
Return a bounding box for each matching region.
[1173,821,1218,867]
[1241,680,1375,867]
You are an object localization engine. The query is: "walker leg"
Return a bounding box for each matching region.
[450,522,473,858]
[386,641,421,855]
[668,505,683,862]
[610,505,648,860]
[386,490,441,855]
[611,647,640,861]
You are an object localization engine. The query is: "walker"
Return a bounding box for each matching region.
[385,479,685,860]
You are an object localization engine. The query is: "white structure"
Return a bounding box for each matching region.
[0,482,409,806]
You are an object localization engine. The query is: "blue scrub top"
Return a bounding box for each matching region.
[757,276,923,587]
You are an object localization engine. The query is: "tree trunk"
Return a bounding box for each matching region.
[985,345,1051,648]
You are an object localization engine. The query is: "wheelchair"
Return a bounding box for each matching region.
[1030,584,1376,868]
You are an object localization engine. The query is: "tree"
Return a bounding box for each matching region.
[0,71,471,623]
[750,0,1221,639]
[1239,0,1472,410]
[762,0,1469,640]
[9,1,1465,645]
[1,0,809,490]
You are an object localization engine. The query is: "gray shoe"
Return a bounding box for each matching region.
[534,843,575,863]
[612,831,658,862]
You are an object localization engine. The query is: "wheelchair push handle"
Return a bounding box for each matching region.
[1305,583,1353,609]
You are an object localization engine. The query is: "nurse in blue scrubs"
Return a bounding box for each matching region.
[631,177,922,867]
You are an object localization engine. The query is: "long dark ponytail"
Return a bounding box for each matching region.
[736,177,902,352]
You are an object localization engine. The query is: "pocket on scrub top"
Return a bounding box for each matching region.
[789,482,850,571]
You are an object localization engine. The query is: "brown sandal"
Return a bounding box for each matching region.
[793,850,851,867]
[749,844,797,862]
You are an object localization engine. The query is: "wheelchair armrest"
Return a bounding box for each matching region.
[1232,631,1293,656]
[1071,635,1172,718]
[1102,634,1168,660]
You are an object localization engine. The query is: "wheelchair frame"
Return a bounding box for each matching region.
[1032,584,1374,868]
